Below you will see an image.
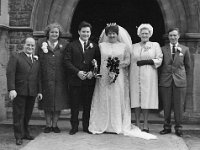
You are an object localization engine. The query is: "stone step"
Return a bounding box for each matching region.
[6,107,200,124]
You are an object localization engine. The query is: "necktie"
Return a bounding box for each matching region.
[28,55,33,63]
[172,45,176,59]
[83,42,87,52]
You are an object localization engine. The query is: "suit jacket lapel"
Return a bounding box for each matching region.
[22,52,33,66]
[173,44,182,62]
[53,40,61,52]
[76,40,84,55]
[84,40,92,53]
[165,44,173,61]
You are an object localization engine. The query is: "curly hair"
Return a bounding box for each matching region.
[105,24,119,36]
[44,23,64,39]
[137,23,153,37]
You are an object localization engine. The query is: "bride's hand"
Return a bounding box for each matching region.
[108,72,116,83]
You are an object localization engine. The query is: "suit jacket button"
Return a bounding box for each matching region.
[83,61,86,64]
[52,55,55,57]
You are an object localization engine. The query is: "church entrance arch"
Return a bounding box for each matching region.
[70,0,165,45]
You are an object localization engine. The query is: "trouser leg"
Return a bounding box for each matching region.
[159,86,172,129]
[24,96,35,136]
[70,86,81,130]
[82,85,94,130]
[12,95,26,139]
[173,84,186,130]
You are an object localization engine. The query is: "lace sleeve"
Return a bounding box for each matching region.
[120,45,130,68]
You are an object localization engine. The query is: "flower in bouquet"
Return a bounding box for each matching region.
[106,57,120,83]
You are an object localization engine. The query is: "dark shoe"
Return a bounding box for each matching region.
[142,128,149,133]
[160,129,172,135]
[23,135,34,140]
[16,139,23,145]
[175,130,183,137]
[52,127,61,133]
[69,128,78,135]
[83,129,92,134]
[44,126,52,133]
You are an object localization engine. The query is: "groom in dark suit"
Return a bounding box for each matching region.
[159,28,191,137]
[64,21,101,135]
[6,37,42,145]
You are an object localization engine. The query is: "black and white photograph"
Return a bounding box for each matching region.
[0,0,200,149]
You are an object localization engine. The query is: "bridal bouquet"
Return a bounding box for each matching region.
[106,57,120,84]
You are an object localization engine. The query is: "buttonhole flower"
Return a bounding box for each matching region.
[41,42,48,53]
[86,43,93,49]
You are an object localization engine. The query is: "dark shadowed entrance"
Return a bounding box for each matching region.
[71,0,165,45]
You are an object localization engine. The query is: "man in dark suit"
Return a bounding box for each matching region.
[159,28,191,137]
[64,21,101,135]
[6,37,42,145]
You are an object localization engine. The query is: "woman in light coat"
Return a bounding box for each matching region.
[130,24,163,132]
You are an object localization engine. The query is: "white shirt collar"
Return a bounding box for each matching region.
[79,38,88,45]
[170,43,178,48]
[24,52,32,58]
[79,38,88,52]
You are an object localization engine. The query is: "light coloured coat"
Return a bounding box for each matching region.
[130,42,163,109]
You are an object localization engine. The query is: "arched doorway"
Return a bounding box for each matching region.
[71,0,165,45]
[71,0,165,112]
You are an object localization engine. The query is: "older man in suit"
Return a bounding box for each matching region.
[159,28,191,137]
[64,21,101,135]
[6,37,42,145]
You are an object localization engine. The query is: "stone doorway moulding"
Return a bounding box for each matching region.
[30,0,187,38]
[31,0,200,116]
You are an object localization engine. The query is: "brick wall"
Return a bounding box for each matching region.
[9,0,35,26]
[8,0,35,50]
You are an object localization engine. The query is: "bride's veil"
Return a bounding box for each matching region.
[99,25,132,51]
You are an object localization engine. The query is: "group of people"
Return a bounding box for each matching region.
[6,21,191,145]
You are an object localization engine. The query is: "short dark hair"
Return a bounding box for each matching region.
[168,28,180,34]
[105,24,119,35]
[44,22,64,39]
[78,21,92,31]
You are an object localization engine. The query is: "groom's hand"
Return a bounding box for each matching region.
[9,90,17,101]
[86,71,93,79]
[77,71,87,80]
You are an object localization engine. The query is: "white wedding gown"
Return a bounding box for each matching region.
[89,42,157,140]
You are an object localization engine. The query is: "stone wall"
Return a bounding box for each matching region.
[8,0,35,50]
[0,28,9,121]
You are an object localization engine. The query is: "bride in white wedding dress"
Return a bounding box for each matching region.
[88,23,157,140]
